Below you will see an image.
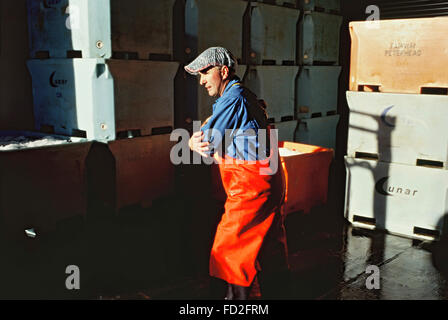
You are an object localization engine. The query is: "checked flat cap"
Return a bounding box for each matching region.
[184,47,237,75]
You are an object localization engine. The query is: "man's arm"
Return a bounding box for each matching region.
[199,96,242,156]
[201,116,213,128]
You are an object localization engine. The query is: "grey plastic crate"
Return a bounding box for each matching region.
[249,2,300,65]
[295,114,339,149]
[298,11,342,65]
[296,66,341,119]
[185,0,247,62]
[244,65,299,122]
[107,60,179,137]
[27,59,116,141]
[88,134,176,213]
[111,0,183,60]
[27,0,111,59]
[274,120,298,142]
[255,0,296,8]
[297,0,340,13]
[0,131,91,240]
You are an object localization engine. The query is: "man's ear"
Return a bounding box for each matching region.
[221,65,230,80]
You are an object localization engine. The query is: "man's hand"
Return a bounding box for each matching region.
[189,131,210,158]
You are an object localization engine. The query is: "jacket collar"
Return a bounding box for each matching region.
[217,77,241,101]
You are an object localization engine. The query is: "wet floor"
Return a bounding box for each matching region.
[1,192,447,300]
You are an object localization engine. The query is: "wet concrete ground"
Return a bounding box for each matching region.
[1,190,447,300]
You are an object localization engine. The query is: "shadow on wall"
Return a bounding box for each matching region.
[336,0,382,210]
[0,0,34,131]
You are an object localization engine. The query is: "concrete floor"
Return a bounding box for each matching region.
[1,188,447,300]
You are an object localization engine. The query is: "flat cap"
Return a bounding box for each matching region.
[184,47,237,75]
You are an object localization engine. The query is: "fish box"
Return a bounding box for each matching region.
[27,0,111,59]
[249,2,300,65]
[88,134,176,213]
[280,141,334,215]
[344,156,448,240]
[27,58,116,141]
[295,114,340,150]
[111,0,183,60]
[185,0,247,62]
[244,65,299,122]
[347,91,448,169]
[296,65,341,119]
[298,11,342,65]
[349,17,448,94]
[0,131,91,240]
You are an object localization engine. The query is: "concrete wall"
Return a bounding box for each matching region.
[0,0,34,131]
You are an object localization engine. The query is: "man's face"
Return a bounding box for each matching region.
[199,66,226,97]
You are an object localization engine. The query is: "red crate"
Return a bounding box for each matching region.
[279,141,333,215]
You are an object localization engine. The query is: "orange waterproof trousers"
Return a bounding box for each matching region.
[209,154,285,287]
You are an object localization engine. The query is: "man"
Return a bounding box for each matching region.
[185,47,289,300]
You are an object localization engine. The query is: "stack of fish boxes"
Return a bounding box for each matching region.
[345,17,448,240]
[0,0,112,239]
[27,0,115,140]
[106,0,183,212]
[26,0,177,215]
[243,1,300,142]
[295,0,342,149]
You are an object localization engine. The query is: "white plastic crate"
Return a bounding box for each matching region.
[244,65,299,122]
[344,156,448,240]
[249,2,300,65]
[185,0,247,62]
[274,120,298,142]
[28,59,179,140]
[0,131,90,240]
[107,60,179,136]
[296,66,341,119]
[27,0,111,59]
[298,11,342,65]
[347,91,448,169]
[295,114,339,149]
[27,59,115,141]
[111,0,182,60]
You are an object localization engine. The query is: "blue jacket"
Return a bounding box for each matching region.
[200,77,270,161]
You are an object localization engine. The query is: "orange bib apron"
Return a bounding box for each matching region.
[209,153,285,287]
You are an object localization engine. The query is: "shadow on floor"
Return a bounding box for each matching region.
[0,191,448,300]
